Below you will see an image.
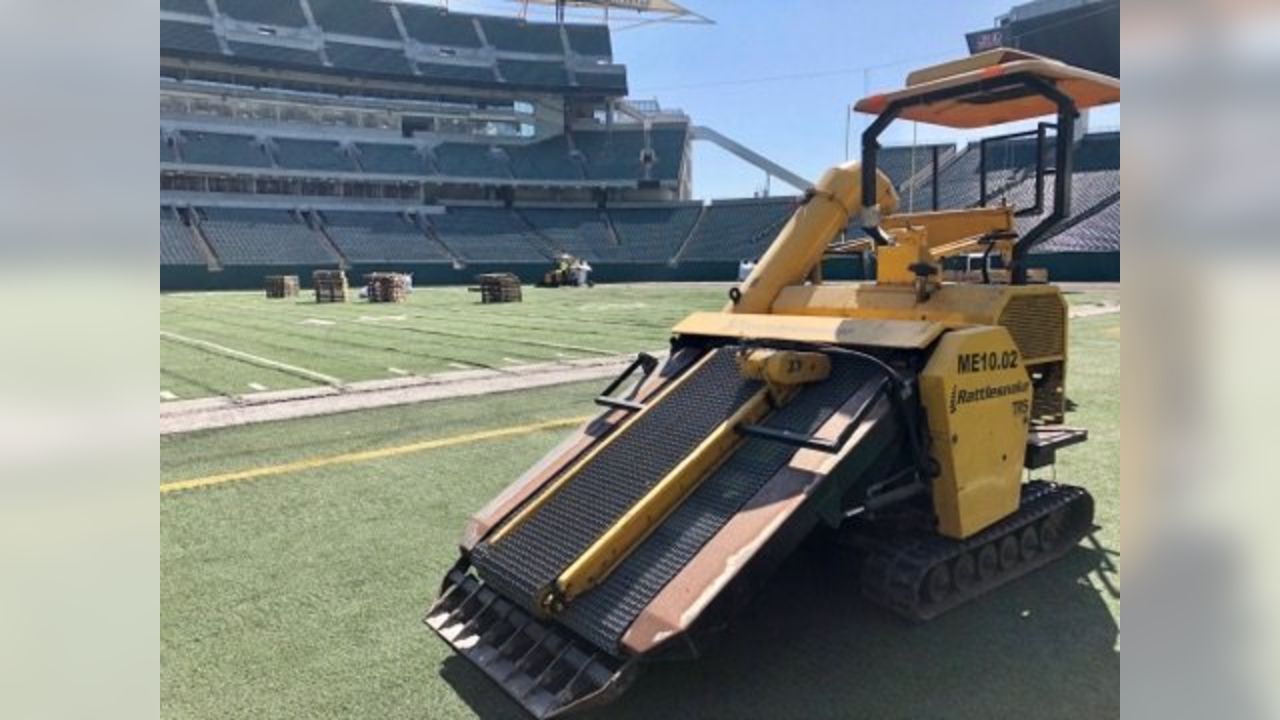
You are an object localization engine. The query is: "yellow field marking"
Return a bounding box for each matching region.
[160,414,592,495]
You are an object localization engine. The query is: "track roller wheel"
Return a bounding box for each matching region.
[953,553,977,593]
[1039,508,1068,551]
[976,544,1000,581]
[1018,526,1040,562]
[998,535,1020,571]
[924,564,951,603]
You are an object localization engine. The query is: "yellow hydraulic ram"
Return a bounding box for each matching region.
[539,349,830,614]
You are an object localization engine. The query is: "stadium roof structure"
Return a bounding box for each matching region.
[491,0,712,26]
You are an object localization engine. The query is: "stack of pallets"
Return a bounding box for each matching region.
[364,272,409,303]
[313,269,348,303]
[472,273,523,304]
[264,275,299,299]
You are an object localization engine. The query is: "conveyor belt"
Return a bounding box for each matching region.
[471,348,762,611]
[556,355,884,653]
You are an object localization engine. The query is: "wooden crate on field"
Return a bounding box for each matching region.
[264,275,299,299]
[470,273,522,304]
[313,269,348,303]
[364,272,410,303]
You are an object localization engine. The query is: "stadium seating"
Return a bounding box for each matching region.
[179,131,271,167]
[227,40,322,68]
[217,0,306,28]
[876,144,954,188]
[325,42,415,77]
[609,206,703,261]
[414,61,497,84]
[197,207,338,265]
[309,0,400,39]
[397,6,483,48]
[679,198,797,262]
[506,137,582,181]
[428,208,547,262]
[573,71,627,93]
[521,208,620,262]
[565,24,611,56]
[161,134,176,163]
[575,130,645,180]
[497,59,569,87]
[161,0,211,16]
[481,17,565,54]
[320,211,450,263]
[1034,198,1120,254]
[433,143,510,179]
[160,208,207,266]
[649,126,688,180]
[355,143,429,175]
[161,20,222,56]
[273,137,355,172]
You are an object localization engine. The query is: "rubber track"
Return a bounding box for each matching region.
[471,349,761,611]
[858,480,1095,621]
[556,356,884,653]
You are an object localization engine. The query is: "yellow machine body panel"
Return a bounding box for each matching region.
[673,311,943,349]
[919,326,1032,539]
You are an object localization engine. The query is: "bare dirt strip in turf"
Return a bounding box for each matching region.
[160,352,658,435]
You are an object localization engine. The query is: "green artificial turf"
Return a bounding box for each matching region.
[160,284,1117,401]
[161,301,1119,719]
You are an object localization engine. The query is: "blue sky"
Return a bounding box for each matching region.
[606,1,1120,199]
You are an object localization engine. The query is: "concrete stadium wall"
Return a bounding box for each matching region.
[160,252,1115,291]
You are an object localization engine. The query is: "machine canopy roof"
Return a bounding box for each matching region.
[854,49,1120,128]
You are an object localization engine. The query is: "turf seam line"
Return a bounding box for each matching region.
[160,330,343,387]
[160,414,593,495]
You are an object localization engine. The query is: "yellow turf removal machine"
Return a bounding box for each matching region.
[426,50,1120,718]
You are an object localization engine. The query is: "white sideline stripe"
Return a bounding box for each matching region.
[387,367,410,376]
[159,330,342,386]
[447,362,470,369]
[160,390,178,401]
[300,318,335,326]
[248,382,268,391]
[503,357,523,364]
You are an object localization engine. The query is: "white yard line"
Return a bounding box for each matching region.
[160,330,343,387]
[447,362,471,370]
[387,367,410,376]
[248,382,268,391]
[160,390,178,401]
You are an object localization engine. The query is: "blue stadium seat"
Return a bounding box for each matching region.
[227,40,322,69]
[355,143,428,175]
[217,0,306,27]
[434,144,510,179]
[179,131,270,167]
[273,138,355,172]
[414,61,496,84]
[481,17,564,54]
[506,137,582,181]
[326,42,414,77]
[161,20,222,56]
[197,207,338,265]
[160,208,207,266]
[679,199,797,262]
[161,134,176,163]
[564,25,611,56]
[497,59,569,88]
[320,211,449,263]
[574,130,645,180]
[573,71,627,94]
[649,127,687,180]
[397,6,482,48]
[521,209,619,262]
[161,0,211,16]
[608,206,703,261]
[428,208,547,262]
[309,0,400,39]
[1033,198,1120,254]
